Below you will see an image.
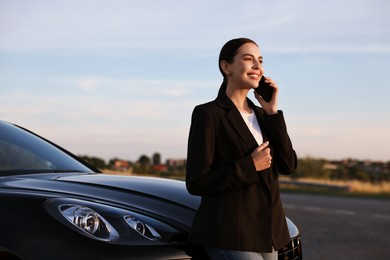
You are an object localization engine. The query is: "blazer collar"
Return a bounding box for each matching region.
[216,85,265,115]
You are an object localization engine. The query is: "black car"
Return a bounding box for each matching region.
[0,120,301,259]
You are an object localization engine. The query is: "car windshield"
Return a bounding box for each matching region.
[0,121,94,176]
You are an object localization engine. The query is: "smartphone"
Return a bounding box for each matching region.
[255,76,274,102]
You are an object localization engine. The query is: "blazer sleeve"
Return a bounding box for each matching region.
[186,105,259,196]
[262,111,297,175]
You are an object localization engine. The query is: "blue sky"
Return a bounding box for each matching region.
[1,0,389,162]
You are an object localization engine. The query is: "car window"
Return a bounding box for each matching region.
[0,121,93,176]
[0,140,56,171]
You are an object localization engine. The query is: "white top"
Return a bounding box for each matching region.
[240,110,264,145]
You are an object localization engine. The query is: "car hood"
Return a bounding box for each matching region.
[57,173,201,210]
[1,173,299,238]
[1,173,200,229]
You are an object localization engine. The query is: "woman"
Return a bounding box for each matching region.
[186,38,297,260]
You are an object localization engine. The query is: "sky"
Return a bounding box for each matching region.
[0,0,389,162]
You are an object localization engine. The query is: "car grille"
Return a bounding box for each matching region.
[278,236,302,260]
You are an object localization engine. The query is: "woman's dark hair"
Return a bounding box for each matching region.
[218,38,258,88]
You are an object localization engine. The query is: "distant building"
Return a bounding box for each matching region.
[112,159,133,172]
[152,164,168,172]
[166,159,186,169]
[323,162,338,170]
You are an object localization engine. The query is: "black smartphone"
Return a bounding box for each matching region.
[255,76,274,102]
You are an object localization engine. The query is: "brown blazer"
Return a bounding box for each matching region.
[186,87,297,253]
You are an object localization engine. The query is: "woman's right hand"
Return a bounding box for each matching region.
[251,141,272,171]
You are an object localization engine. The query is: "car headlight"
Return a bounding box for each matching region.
[125,215,161,240]
[44,198,185,245]
[59,204,119,241]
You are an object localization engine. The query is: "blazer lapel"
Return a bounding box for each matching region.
[216,91,259,154]
[248,99,273,190]
[215,87,272,190]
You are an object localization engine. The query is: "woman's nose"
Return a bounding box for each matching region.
[253,60,261,69]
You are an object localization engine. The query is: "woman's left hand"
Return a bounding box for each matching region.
[254,76,279,115]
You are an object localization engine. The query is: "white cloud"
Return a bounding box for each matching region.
[0,86,194,161]
[0,0,388,54]
[47,76,217,97]
[0,77,215,125]
[77,78,100,91]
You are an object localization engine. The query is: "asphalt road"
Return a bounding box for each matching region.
[281,193,390,260]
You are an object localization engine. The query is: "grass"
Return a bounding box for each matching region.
[279,177,390,198]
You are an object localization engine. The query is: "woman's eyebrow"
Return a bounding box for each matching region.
[242,53,263,59]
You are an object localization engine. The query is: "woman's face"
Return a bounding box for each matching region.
[225,43,264,90]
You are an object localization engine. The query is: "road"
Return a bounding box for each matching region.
[281,193,390,260]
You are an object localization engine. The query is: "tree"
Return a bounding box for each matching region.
[152,152,161,165]
[294,157,327,179]
[79,155,106,170]
[137,155,151,173]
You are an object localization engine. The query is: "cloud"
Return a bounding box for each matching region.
[1,77,216,124]
[0,87,194,161]
[1,0,388,54]
[47,77,217,96]
[76,78,100,91]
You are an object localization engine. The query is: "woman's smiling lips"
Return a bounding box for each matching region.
[248,73,260,80]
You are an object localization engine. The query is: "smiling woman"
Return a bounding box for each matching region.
[186,38,298,260]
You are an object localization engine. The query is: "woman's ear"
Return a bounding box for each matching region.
[220,60,231,76]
